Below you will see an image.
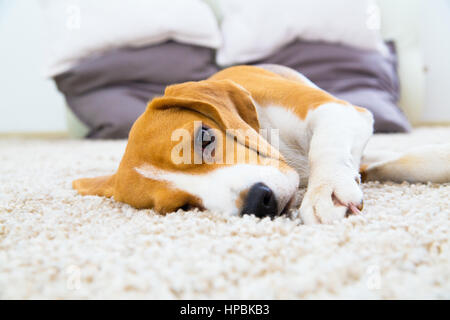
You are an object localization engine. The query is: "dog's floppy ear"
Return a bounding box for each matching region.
[73,175,115,198]
[153,79,260,132]
[149,79,280,159]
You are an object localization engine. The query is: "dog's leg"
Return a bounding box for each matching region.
[299,103,374,224]
[361,144,450,183]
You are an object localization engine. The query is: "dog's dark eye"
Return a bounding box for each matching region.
[195,125,217,163]
[197,126,215,150]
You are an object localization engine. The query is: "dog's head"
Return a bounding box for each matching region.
[73,79,299,217]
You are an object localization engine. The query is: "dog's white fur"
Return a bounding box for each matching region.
[136,163,299,216]
[256,101,373,223]
[254,65,374,223]
[297,103,373,223]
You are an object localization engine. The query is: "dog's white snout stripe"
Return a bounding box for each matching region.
[135,164,299,216]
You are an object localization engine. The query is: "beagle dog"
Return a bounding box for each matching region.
[73,65,450,224]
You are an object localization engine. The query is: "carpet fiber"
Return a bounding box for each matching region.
[0,127,449,299]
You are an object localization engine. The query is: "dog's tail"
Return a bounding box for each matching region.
[361,144,450,183]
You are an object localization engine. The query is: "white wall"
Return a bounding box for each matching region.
[378,0,426,125]
[0,0,67,133]
[421,0,450,123]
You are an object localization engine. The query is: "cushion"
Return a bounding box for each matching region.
[254,40,410,132]
[40,0,221,77]
[216,0,387,66]
[54,41,219,138]
[56,40,410,138]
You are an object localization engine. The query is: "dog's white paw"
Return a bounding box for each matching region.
[299,174,363,224]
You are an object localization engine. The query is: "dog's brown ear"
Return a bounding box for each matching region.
[157,79,260,132]
[148,79,280,159]
[73,175,115,198]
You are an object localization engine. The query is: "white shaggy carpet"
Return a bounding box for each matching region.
[0,127,449,299]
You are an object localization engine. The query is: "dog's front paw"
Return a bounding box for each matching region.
[299,175,363,224]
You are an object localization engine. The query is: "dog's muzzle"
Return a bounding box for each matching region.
[240,182,278,218]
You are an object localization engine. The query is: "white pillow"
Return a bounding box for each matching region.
[216,0,387,66]
[40,0,222,77]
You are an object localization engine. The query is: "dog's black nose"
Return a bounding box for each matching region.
[241,183,278,218]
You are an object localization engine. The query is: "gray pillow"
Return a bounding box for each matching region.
[54,41,219,139]
[253,40,411,133]
[55,40,410,139]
